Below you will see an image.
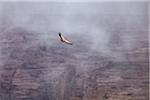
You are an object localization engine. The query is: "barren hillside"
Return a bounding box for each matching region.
[0,2,149,100]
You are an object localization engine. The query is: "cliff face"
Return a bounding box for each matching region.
[0,27,148,100]
[0,2,148,100]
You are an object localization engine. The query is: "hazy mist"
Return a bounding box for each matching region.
[0,2,148,59]
[0,2,148,100]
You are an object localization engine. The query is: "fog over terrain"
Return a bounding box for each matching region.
[0,2,148,100]
[0,2,148,55]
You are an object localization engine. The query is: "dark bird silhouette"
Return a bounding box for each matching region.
[58,32,73,45]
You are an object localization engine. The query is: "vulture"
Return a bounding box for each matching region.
[58,32,73,45]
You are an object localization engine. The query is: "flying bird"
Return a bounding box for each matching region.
[58,32,73,45]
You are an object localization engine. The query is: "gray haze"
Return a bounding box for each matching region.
[0,2,148,100]
[0,2,148,56]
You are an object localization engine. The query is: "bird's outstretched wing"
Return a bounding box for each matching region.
[58,32,73,45]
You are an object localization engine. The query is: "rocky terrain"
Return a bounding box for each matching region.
[0,27,148,100]
[0,2,149,100]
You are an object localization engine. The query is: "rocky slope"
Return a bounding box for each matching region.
[0,27,149,100]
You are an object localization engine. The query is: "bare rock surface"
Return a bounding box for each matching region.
[0,27,148,100]
[0,2,148,100]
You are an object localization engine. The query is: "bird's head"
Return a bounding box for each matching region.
[58,32,62,36]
